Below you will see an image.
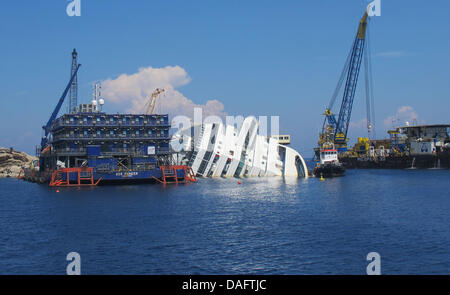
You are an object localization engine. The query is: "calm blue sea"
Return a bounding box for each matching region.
[0,169,449,274]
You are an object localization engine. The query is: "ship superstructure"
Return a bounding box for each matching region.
[41,112,172,180]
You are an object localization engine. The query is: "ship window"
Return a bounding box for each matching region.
[110,117,114,122]
[83,117,87,122]
[97,130,101,135]
[110,130,114,135]
[136,130,140,135]
[97,117,101,122]
[84,130,88,135]
[122,130,127,135]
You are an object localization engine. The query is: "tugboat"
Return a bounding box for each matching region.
[314,143,345,178]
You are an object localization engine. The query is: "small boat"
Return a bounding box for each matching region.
[314,143,345,178]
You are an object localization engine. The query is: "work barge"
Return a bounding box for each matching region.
[312,8,449,171]
[339,124,450,169]
[22,49,196,186]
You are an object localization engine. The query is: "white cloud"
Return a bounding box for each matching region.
[383,106,422,128]
[101,65,225,118]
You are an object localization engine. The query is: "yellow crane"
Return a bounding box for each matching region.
[145,88,166,114]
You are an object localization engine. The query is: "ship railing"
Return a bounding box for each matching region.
[52,120,170,128]
[100,149,145,156]
[53,148,88,155]
[52,148,171,156]
[52,134,170,141]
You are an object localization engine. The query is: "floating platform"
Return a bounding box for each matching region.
[22,165,196,186]
[340,153,449,169]
[338,125,450,169]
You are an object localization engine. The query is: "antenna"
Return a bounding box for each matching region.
[98,83,105,111]
[91,82,104,112]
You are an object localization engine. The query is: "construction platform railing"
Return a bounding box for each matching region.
[52,119,170,129]
[52,133,170,141]
[49,167,101,187]
[154,165,197,185]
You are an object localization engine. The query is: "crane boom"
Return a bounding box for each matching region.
[145,88,165,114]
[319,12,369,152]
[41,64,81,148]
[334,12,368,146]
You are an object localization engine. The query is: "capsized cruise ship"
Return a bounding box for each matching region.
[170,116,309,178]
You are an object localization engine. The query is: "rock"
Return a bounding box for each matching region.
[0,147,37,178]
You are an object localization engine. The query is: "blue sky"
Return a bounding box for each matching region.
[1,0,449,156]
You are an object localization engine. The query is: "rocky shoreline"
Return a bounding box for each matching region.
[0,147,37,178]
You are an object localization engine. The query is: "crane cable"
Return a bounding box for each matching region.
[323,23,362,136]
[328,40,353,111]
[322,33,357,134]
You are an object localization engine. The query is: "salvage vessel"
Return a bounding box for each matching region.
[22,49,196,186]
[340,124,450,169]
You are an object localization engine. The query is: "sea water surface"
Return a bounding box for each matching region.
[0,169,449,274]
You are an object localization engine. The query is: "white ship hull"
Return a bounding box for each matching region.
[170,117,308,178]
